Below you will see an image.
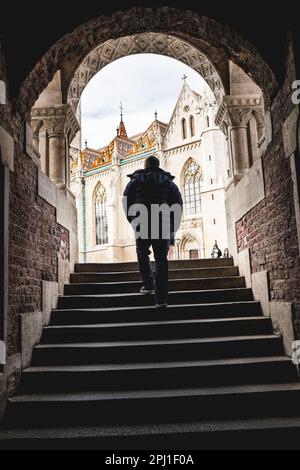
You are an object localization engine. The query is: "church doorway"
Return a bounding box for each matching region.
[179,235,202,260]
[189,250,199,260]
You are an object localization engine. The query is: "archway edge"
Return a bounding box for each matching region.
[67,32,227,113]
[17,6,278,117]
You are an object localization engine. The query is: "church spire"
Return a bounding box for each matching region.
[118,102,128,139]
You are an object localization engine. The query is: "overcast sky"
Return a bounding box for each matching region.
[81,54,210,149]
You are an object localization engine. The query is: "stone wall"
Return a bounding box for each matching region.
[8,130,69,355]
[0,46,76,417]
[236,136,300,335]
[236,41,300,339]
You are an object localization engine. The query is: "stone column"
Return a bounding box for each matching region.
[32,132,39,157]
[216,95,264,183]
[31,105,80,189]
[229,122,250,177]
[48,132,66,188]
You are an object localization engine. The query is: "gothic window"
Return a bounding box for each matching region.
[94,183,108,245]
[190,116,195,137]
[182,118,187,140]
[184,161,203,215]
[206,115,210,128]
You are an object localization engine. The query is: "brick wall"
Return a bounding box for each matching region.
[236,136,300,335]
[236,41,300,338]
[7,119,69,355]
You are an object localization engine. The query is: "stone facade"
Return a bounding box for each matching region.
[71,82,229,262]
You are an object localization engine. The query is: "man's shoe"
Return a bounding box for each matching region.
[140,287,155,295]
[155,303,168,309]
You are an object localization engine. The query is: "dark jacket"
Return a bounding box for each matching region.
[122,167,183,242]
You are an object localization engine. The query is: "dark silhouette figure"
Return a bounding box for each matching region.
[123,156,183,308]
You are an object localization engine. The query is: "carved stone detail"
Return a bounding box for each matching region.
[31,105,80,142]
[216,95,264,128]
[216,95,265,181]
[68,33,225,113]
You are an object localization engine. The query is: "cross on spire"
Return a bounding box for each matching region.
[117,102,128,139]
[182,74,188,84]
[119,102,124,121]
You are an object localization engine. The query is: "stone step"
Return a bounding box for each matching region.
[31,335,284,366]
[41,317,273,344]
[64,277,246,296]
[1,417,300,449]
[70,266,240,283]
[57,288,254,309]
[75,258,234,273]
[50,302,262,325]
[19,357,297,394]
[5,383,300,428]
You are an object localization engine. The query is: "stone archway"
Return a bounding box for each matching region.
[2,5,300,433]
[179,234,202,260]
[16,6,278,118]
[27,6,270,265]
[67,32,225,113]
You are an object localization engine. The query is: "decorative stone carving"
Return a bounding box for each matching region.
[216,95,265,181]
[216,95,264,128]
[31,105,80,142]
[31,105,80,188]
[68,33,225,113]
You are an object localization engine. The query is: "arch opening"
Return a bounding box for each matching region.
[67,33,226,114]
[27,8,270,264]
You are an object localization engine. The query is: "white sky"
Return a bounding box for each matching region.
[81,54,210,149]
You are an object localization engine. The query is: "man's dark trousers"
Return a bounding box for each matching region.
[136,238,170,305]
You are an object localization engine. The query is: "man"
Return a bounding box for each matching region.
[123,155,183,309]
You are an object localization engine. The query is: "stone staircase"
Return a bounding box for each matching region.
[1,258,300,449]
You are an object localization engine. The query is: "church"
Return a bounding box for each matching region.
[71,79,230,263]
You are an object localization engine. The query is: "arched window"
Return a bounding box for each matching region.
[190,115,195,137]
[182,118,187,140]
[206,115,210,128]
[183,161,203,215]
[94,183,108,245]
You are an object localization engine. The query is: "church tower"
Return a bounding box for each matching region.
[117,102,128,139]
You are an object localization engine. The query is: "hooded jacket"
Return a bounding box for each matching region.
[122,167,183,241]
